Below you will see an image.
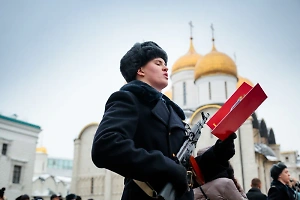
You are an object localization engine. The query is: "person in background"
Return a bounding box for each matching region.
[75,195,81,200]
[50,194,59,200]
[289,178,300,200]
[33,197,43,200]
[246,178,267,200]
[21,195,30,200]
[15,195,30,200]
[65,194,76,200]
[0,188,5,200]
[193,133,248,200]
[267,162,295,200]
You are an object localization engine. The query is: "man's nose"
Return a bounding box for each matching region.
[163,66,168,72]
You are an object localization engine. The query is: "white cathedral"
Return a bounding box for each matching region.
[70,33,300,200]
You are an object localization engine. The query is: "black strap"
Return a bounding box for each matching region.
[199,186,210,200]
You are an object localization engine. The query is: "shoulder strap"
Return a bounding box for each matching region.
[199,186,210,200]
[133,179,159,199]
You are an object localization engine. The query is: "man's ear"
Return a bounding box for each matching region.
[137,68,145,76]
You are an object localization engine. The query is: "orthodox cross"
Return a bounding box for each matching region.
[211,23,215,41]
[189,21,194,39]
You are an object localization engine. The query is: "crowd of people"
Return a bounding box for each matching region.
[0,191,90,200]
[2,168,300,200]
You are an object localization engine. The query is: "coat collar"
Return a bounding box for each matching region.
[120,80,185,120]
[248,187,262,193]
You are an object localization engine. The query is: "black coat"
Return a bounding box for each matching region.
[267,180,295,200]
[246,188,267,200]
[91,80,193,200]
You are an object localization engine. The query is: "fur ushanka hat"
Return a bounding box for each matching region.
[120,41,168,83]
[270,162,287,180]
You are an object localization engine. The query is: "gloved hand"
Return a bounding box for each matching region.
[169,164,188,198]
[213,132,237,161]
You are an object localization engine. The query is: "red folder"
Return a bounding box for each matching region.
[206,82,268,141]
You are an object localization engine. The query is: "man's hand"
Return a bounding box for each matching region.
[213,132,237,161]
[170,164,188,198]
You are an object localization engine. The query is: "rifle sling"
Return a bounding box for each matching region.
[133,179,159,199]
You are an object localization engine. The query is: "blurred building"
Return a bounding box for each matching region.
[0,114,41,200]
[70,123,124,200]
[71,32,300,199]
[32,147,72,200]
[280,150,300,181]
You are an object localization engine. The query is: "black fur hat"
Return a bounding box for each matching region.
[270,162,287,180]
[120,41,168,83]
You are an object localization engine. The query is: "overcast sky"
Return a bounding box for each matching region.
[1,0,299,159]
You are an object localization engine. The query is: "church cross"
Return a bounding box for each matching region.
[211,23,215,40]
[189,21,194,39]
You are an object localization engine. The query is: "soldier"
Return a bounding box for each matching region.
[91,41,236,200]
[268,162,295,200]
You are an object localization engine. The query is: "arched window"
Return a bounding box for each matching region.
[225,81,228,99]
[183,82,187,105]
[91,177,94,194]
[208,82,212,100]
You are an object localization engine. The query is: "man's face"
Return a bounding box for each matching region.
[279,168,290,184]
[138,58,168,91]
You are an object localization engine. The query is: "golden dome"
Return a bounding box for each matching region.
[36,146,47,154]
[194,44,237,80]
[171,38,202,74]
[163,89,172,100]
[236,76,254,88]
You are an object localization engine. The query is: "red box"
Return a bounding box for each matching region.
[206,82,268,141]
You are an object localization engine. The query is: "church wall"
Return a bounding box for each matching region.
[57,182,68,197]
[34,152,48,175]
[70,139,80,193]
[269,144,281,160]
[281,151,298,166]
[255,154,270,194]
[171,70,198,109]
[77,126,101,176]
[195,74,237,107]
[45,177,57,193]
[264,162,275,193]
[72,124,123,200]
[253,128,260,143]
[281,151,300,180]
[230,119,257,193]
[32,177,68,198]
[110,172,124,200]
[32,179,43,196]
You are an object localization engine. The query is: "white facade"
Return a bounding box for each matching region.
[0,114,41,200]
[194,74,237,107]
[71,123,124,200]
[32,174,69,200]
[32,150,71,199]
[171,69,198,111]
[34,152,48,175]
